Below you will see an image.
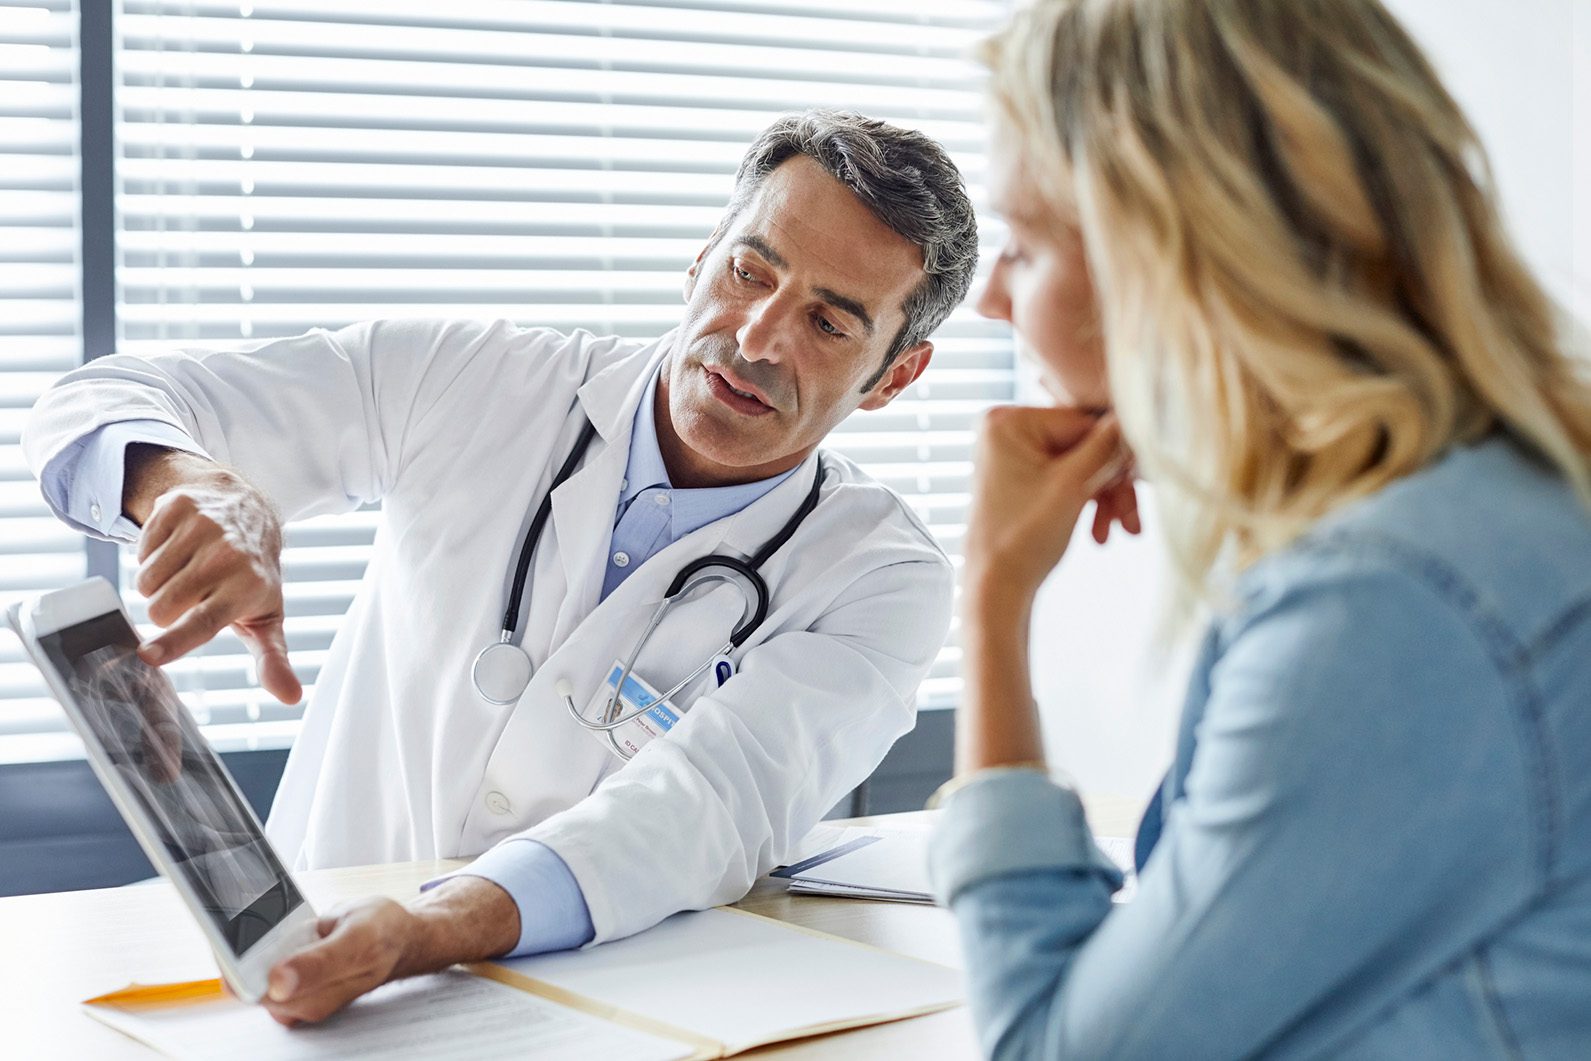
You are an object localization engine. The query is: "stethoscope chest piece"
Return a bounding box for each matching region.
[472,639,534,706]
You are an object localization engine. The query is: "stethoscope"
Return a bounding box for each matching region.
[471,415,826,735]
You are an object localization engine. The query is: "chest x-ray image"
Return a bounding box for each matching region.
[62,636,277,920]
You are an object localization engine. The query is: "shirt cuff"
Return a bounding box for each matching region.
[422,839,595,958]
[41,420,209,542]
[928,769,1124,906]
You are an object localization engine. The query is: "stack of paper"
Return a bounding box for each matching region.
[776,826,1141,905]
[773,833,933,903]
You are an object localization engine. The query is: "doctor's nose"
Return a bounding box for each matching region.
[735,297,794,365]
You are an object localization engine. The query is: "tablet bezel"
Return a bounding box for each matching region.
[6,577,318,1003]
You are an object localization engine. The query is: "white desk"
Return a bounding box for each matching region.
[0,800,1144,1060]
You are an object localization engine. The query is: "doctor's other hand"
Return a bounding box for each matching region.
[963,406,1138,603]
[123,445,302,705]
[261,877,522,1027]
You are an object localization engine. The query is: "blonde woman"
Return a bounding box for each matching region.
[928,0,1591,1056]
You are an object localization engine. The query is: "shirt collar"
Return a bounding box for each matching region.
[620,364,798,536]
[619,368,672,506]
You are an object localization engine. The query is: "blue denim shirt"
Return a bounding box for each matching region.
[929,435,1591,1059]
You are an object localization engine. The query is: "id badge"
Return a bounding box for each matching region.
[582,660,684,760]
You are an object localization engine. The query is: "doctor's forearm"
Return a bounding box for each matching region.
[263,876,523,1024]
[397,876,523,973]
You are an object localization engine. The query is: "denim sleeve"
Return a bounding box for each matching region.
[422,839,595,957]
[36,419,209,542]
[929,554,1540,1060]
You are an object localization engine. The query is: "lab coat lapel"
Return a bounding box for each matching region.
[554,447,825,686]
[546,339,666,645]
[697,449,825,565]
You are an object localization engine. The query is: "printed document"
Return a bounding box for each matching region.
[86,969,694,1061]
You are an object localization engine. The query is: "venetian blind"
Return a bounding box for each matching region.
[111,0,1012,748]
[0,0,84,763]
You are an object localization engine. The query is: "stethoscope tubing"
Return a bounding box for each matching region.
[476,408,826,724]
[498,418,599,638]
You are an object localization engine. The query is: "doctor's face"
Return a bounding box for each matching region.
[658,156,934,487]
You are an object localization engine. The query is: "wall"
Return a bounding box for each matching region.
[1382,0,1588,331]
[1028,0,1589,805]
[0,750,287,897]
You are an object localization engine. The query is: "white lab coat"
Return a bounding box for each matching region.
[24,319,954,943]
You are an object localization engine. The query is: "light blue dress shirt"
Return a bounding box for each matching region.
[42,364,792,958]
[927,434,1591,1059]
[40,420,211,541]
[599,368,796,600]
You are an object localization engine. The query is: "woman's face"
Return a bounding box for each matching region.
[977,127,1109,410]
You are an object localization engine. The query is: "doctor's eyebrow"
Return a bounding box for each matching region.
[812,287,874,336]
[732,234,875,336]
[734,234,788,269]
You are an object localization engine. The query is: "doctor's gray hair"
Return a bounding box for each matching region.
[723,110,980,391]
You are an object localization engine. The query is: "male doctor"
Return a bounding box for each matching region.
[25,110,979,1021]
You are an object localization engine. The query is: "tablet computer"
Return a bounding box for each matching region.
[6,577,318,1002]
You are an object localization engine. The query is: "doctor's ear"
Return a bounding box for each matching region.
[684,225,727,302]
[858,341,933,411]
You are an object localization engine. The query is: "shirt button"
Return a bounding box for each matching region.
[485,791,512,815]
[613,551,630,568]
[619,478,628,492]
[654,493,670,506]
[90,503,102,522]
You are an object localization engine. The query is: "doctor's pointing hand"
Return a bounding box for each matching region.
[25,109,981,1023]
[123,446,301,705]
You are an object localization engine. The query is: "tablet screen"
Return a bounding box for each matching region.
[38,611,305,957]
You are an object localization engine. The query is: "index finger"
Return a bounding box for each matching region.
[139,596,233,666]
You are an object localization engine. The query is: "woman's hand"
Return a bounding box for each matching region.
[955,406,1139,773]
[963,406,1138,605]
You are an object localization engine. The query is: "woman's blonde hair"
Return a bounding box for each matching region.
[983,0,1591,611]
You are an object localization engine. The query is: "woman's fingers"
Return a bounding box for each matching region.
[1073,417,1128,497]
[1092,496,1115,544]
[1100,476,1141,536]
[1118,479,1143,535]
[968,407,1134,593]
